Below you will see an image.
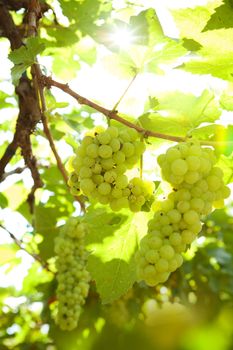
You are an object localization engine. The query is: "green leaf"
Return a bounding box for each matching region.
[9,37,45,83]
[129,8,165,46]
[0,193,8,208]
[179,55,233,81]
[217,154,233,183]
[0,90,15,108]
[139,112,187,137]
[203,0,233,31]
[140,90,219,137]
[182,38,202,51]
[35,204,59,260]
[0,244,18,265]
[220,91,233,110]
[84,206,148,303]
[146,39,187,72]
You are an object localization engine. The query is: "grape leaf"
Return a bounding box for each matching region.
[203,0,233,31]
[217,154,233,183]
[146,39,187,72]
[84,206,148,303]
[140,90,219,137]
[179,55,233,81]
[35,204,60,260]
[8,37,45,84]
[182,38,202,52]
[220,91,233,110]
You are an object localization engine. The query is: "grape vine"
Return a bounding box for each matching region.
[135,140,230,286]
[54,217,91,330]
[68,125,154,212]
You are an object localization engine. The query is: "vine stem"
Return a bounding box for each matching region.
[0,223,52,272]
[40,75,185,143]
[34,66,86,211]
[40,75,232,147]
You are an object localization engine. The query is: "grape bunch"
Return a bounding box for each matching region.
[68,126,154,212]
[55,217,91,331]
[136,140,230,286]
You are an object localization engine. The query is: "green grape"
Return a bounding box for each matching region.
[80,179,95,195]
[171,159,188,176]
[98,145,113,158]
[98,195,109,205]
[160,199,174,212]
[145,250,159,264]
[91,163,102,174]
[222,185,231,199]
[111,188,122,198]
[190,198,204,212]
[167,209,182,224]
[119,130,131,142]
[109,138,121,152]
[98,182,111,195]
[169,232,182,246]
[156,258,169,272]
[175,189,191,201]
[115,164,127,174]
[161,225,173,236]
[107,126,119,138]
[122,142,135,157]
[122,188,131,197]
[189,144,202,156]
[129,203,142,212]
[188,222,202,234]
[86,143,99,158]
[148,236,163,249]
[166,148,181,162]
[134,140,146,155]
[183,210,200,225]
[76,146,86,157]
[206,175,222,191]
[115,174,128,189]
[181,230,196,244]
[113,151,126,164]
[160,245,175,260]
[126,155,140,167]
[101,158,114,170]
[127,128,139,141]
[93,174,104,185]
[97,131,111,144]
[79,167,92,178]
[176,143,189,157]
[104,170,117,183]
[157,154,166,166]
[82,136,93,147]
[83,156,95,167]
[184,171,200,184]
[177,201,190,213]
[186,156,201,171]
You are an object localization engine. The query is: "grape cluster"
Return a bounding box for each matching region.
[68,126,154,212]
[136,140,230,286]
[55,217,90,331]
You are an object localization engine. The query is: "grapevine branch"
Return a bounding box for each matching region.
[0,2,44,213]
[1,166,27,181]
[27,0,85,210]
[40,76,185,142]
[0,224,52,272]
[40,75,231,147]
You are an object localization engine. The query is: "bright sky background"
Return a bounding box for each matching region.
[0,0,230,290]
